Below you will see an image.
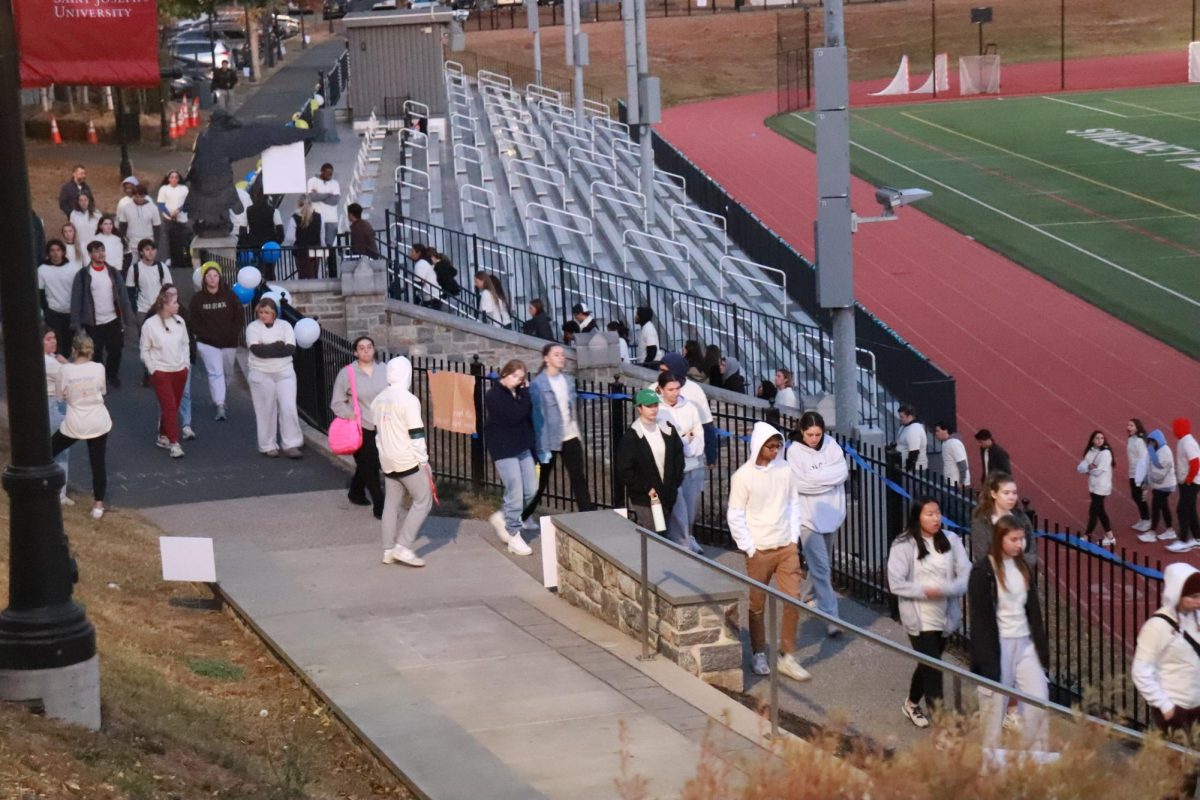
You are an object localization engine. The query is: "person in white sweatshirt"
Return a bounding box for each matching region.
[896,404,929,471]
[139,287,191,458]
[51,333,112,520]
[1141,429,1178,544]
[1174,418,1200,552]
[1132,562,1200,739]
[727,421,811,683]
[371,356,433,568]
[656,372,705,555]
[245,298,303,458]
[1077,430,1115,546]
[1127,419,1152,533]
[787,411,849,637]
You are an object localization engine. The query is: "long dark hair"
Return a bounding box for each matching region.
[972,471,1016,521]
[1082,430,1115,473]
[475,270,509,310]
[791,411,826,447]
[1129,418,1147,439]
[896,498,951,559]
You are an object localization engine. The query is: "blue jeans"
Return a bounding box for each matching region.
[802,529,839,619]
[48,397,69,497]
[178,367,192,428]
[667,468,705,546]
[496,453,537,533]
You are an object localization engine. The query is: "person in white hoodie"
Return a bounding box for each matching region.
[1127,419,1152,533]
[786,411,849,637]
[895,404,929,471]
[727,421,811,683]
[1141,429,1178,544]
[887,498,971,728]
[1132,562,1200,739]
[656,372,705,555]
[1077,430,1115,546]
[139,286,191,459]
[371,356,433,568]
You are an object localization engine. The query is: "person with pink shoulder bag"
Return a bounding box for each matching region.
[330,336,389,519]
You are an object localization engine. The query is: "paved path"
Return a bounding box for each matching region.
[235,38,347,125]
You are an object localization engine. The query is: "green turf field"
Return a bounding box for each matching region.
[768,85,1200,357]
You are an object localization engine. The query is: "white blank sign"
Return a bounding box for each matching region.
[262,141,307,194]
[160,536,217,583]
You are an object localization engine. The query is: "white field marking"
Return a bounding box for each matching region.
[1040,95,1128,118]
[1108,98,1200,123]
[1037,213,1192,227]
[790,112,1200,310]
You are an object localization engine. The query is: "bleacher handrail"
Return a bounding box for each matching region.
[719,254,788,320]
[567,146,616,181]
[460,183,499,232]
[582,97,610,119]
[670,203,728,254]
[622,228,691,287]
[525,202,594,261]
[444,59,464,76]
[590,180,646,228]
[526,83,564,106]
[394,164,431,218]
[592,116,629,140]
[477,68,513,89]
[507,157,566,200]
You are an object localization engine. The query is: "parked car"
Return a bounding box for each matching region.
[323,0,348,18]
[168,40,233,69]
[370,0,396,9]
[172,27,250,69]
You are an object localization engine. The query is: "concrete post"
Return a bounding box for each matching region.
[527,0,542,85]
[634,0,654,223]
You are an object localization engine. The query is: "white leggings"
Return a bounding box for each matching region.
[196,342,237,407]
[978,635,1049,752]
[248,367,303,452]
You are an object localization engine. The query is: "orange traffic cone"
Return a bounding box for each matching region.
[169,109,179,140]
[190,96,200,128]
[178,106,188,136]
[86,120,99,145]
[49,114,62,145]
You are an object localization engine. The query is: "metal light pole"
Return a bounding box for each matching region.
[527,0,542,86]
[567,0,586,124]
[0,0,99,729]
[813,0,859,433]
[930,0,937,99]
[633,0,657,224]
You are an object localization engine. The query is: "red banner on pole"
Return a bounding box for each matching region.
[14,0,161,88]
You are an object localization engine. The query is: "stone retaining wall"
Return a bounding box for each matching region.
[555,530,744,693]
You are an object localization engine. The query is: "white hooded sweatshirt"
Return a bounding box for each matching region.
[1077,447,1113,496]
[370,356,428,475]
[1132,563,1200,715]
[656,394,705,472]
[727,422,800,557]
[786,433,849,535]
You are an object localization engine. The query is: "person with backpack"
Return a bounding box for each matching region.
[1077,430,1116,547]
[1132,563,1200,740]
[126,239,168,321]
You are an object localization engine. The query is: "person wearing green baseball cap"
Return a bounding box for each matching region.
[617,388,685,535]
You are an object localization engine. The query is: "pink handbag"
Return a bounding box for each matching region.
[328,365,363,455]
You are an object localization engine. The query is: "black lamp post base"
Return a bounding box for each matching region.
[0,654,100,730]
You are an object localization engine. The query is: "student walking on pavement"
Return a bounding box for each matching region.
[1132,563,1200,742]
[888,498,970,728]
[970,472,1035,561]
[968,515,1051,756]
[245,297,303,459]
[728,422,812,683]
[484,360,538,556]
[1141,429,1178,544]
[58,165,95,219]
[617,389,685,538]
[1077,430,1116,547]
[331,336,389,521]
[38,239,80,357]
[975,429,1012,484]
[787,411,850,638]
[68,193,101,256]
[371,356,433,568]
[1173,418,1200,553]
[895,404,929,471]
[43,328,72,506]
[1127,418,1153,533]
[934,421,971,489]
[139,287,191,459]
[157,170,190,269]
[527,343,594,516]
[655,373,705,554]
[188,263,242,421]
[69,241,134,388]
[51,333,112,520]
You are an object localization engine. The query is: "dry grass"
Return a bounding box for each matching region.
[461,0,1196,107]
[0,432,409,798]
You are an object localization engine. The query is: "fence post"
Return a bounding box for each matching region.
[884,445,904,618]
[470,356,486,494]
[312,336,329,430]
[609,376,627,509]
[558,257,568,328]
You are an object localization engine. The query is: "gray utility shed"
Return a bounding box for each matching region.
[344,9,454,123]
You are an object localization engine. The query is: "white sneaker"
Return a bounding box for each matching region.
[1159,529,1178,541]
[215,405,227,421]
[1167,540,1196,553]
[507,533,532,556]
[1100,533,1116,547]
[382,549,397,564]
[777,653,812,682]
[60,495,75,507]
[155,435,170,449]
[489,510,511,543]
[389,546,426,567]
[181,426,197,440]
[90,506,104,520]
[751,652,770,676]
[1138,531,1159,543]
[522,516,540,532]
[1133,520,1152,532]
[902,700,931,729]
[169,443,185,459]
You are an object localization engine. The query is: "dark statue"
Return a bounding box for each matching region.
[183,109,313,236]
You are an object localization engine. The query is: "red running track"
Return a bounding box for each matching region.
[656,86,1200,568]
[847,50,1187,108]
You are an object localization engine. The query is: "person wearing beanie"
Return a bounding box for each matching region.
[1140,429,1178,544]
[571,302,597,333]
[371,355,433,567]
[1172,418,1200,552]
[728,421,812,683]
[1132,563,1200,739]
[617,388,684,536]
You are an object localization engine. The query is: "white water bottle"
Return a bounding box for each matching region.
[649,489,667,533]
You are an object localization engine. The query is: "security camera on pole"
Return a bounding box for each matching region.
[624,0,659,225]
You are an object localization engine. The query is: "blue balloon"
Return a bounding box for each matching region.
[260,241,281,265]
[237,249,257,267]
[233,283,255,305]
[244,171,257,183]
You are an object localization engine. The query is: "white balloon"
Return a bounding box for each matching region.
[192,268,203,291]
[266,283,291,306]
[237,266,262,290]
[294,317,321,349]
[261,290,283,310]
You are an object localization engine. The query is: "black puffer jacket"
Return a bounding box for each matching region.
[966,555,1050,682]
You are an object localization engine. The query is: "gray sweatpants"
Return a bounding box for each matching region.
[978,635,1049,751]
[382,468,433,553]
